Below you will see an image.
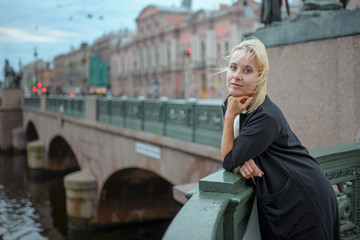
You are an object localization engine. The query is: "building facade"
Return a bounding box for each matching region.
[90,31,134,95]
[110,0,262,98]
[52,54,65,93]
[62,43,91,95]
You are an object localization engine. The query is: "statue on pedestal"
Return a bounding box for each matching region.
[3,59,22,89]
[260,0,290,25]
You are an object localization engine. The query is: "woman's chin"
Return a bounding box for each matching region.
[228,91,244,97]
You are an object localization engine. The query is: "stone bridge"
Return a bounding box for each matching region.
[3,93,360,239]
[22,95,224,228]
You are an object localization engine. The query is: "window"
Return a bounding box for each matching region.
[156,47,160,68]
[201,40,206,64]
[167,44,171,66]
[217,41,221,60]
[148,49,152,69]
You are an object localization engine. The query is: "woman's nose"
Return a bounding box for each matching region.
[233,71,242,80]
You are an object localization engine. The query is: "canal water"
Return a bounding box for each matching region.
[0,153,171,240]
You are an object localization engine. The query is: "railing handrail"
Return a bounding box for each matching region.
[164,143,360,240]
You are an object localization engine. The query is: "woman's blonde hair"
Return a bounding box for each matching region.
[225,37,269,112]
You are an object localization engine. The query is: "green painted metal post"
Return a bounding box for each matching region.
[188,98,197,142]
[163,169,254,240]
[121,96,127,128]
[160,97,168,136]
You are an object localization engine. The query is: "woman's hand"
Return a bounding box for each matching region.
[225,96,253,120]
[239,159,264,179]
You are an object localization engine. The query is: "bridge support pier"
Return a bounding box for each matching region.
[64,168,98,230]
[12,127,26,153]
[27,140,45,170]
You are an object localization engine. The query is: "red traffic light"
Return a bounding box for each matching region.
[186,48,192,56]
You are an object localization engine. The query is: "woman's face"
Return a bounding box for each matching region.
[226,50,259,97]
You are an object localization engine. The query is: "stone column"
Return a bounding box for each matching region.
[64,168,98,229]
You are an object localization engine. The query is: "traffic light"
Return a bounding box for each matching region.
[185,48,192,56]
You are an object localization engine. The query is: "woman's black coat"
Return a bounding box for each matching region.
[222,95,340,240]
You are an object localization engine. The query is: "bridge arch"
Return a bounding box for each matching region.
[97,167,181,225]
[48,136,80,173]
[25,121,39,143]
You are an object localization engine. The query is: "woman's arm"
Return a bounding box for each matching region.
[223,103,278,171]
[221,96,252,161]
[221,113,236,160]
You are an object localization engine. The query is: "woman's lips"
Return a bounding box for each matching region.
[231,83,243,88]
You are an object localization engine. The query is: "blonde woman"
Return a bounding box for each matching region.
[221,38,340,240]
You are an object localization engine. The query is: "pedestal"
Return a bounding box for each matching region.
[2,88,24,108]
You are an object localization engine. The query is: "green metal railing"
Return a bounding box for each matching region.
[24,96,223,148]
[164,143,360,240]
[45,96,85,118]
[97,97,223,148]
[24,96,85,118]
[24,97,41,109]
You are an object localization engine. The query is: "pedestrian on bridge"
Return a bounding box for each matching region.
[221,37,340,240]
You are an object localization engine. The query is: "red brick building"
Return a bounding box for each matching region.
[111,0,262,98]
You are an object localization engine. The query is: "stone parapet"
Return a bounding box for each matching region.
[252,8,360,47]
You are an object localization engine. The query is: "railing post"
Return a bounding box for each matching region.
[40,95,46,111]
[187,98,197,142]
[160,96,168,135]
[164,169,254,240]
[139,96,145,131]
[121,96,128,127]
[85,95,98,121]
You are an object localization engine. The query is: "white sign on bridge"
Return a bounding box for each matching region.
[135,142,161,160]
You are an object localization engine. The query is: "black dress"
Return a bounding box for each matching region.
[222,95,340,240]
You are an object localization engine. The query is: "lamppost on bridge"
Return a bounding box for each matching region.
[32,46,39,95]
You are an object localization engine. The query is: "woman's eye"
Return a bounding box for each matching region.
[230,66,237,71]
[243,68,252,73]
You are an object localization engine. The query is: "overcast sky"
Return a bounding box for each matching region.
[0,0,295,79]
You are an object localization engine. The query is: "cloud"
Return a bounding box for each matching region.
[0,27,78,44]
[45,28,78,38]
